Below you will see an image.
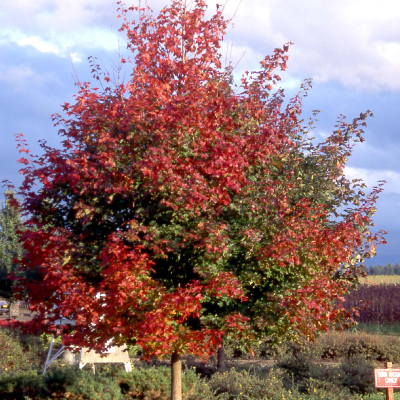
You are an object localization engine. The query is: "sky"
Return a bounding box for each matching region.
[1,0,399,266]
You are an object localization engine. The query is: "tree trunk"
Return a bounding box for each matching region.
[217,344,226,370]
[171,351,182,400]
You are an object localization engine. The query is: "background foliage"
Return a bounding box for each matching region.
[367,264,400,276]
[0,193,23,300]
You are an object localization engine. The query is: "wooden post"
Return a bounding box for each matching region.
[171,352,182,400]
[386,362,394,400]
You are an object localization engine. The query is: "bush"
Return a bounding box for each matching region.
[2,328,399,400]
[223,330,400,363]
[0,365,202,399]
[43,367,95,397]
[312,331,400,363]
[0,328,43,377]
[118,366,199,399]
[301,377,354,400]
[64,369,124,400]
[336,356,376,395]
[276,347,379,397]
[277,354,313,383]
[205,367,304,400]
[0,370,47,400]
[0,360,394,400]
[312,331,351,360]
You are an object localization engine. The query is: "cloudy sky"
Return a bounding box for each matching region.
[1,0,399,266]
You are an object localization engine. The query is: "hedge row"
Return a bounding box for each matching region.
[0,361,394,400]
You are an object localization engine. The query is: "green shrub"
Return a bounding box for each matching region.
[187,380,218,400]
[364,393,400,400]
[299,330,400,363]
[222,336,316,363]
[37,334,62,352]
[0,362,202,399]
[0,361,393,400]
[301,377,354,400]
[0,328,42,377]
[118,366,171,399]
[223,330,400,364]
[1,331,397,400]
[43,366,85,395]
[0,370,48,399]
[205,367,304,400]
[126,343,142,358]
[276,348,381,397]
[64,369,124,400]
[277,354,313,383]
[336,356,376,395]
[312,331,351,360]
[118,366,199,399]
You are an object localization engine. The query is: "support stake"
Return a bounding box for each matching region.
[386,362,394,400]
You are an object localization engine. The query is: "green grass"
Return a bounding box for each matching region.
[355,322,400,336]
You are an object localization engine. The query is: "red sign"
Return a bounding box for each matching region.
[375,369,400,388]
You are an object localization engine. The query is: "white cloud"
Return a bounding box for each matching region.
[0,25,122,63]
[0,0,116,31]
[69,52,82,63]
[345,166,400,195]
[206,0,400,92]
[0,0,123,62]
[2,0,400,92]
[17,36,60,55]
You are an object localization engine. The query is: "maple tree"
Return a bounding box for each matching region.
[8,1,384,398]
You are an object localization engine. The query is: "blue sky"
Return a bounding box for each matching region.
[1,0,399,265]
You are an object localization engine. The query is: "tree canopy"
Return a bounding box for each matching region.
[0,192,23,300]
[9,1,384,398]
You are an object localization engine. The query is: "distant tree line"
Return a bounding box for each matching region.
[368,263,400,275]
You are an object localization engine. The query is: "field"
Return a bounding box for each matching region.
[360,275,400,285]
